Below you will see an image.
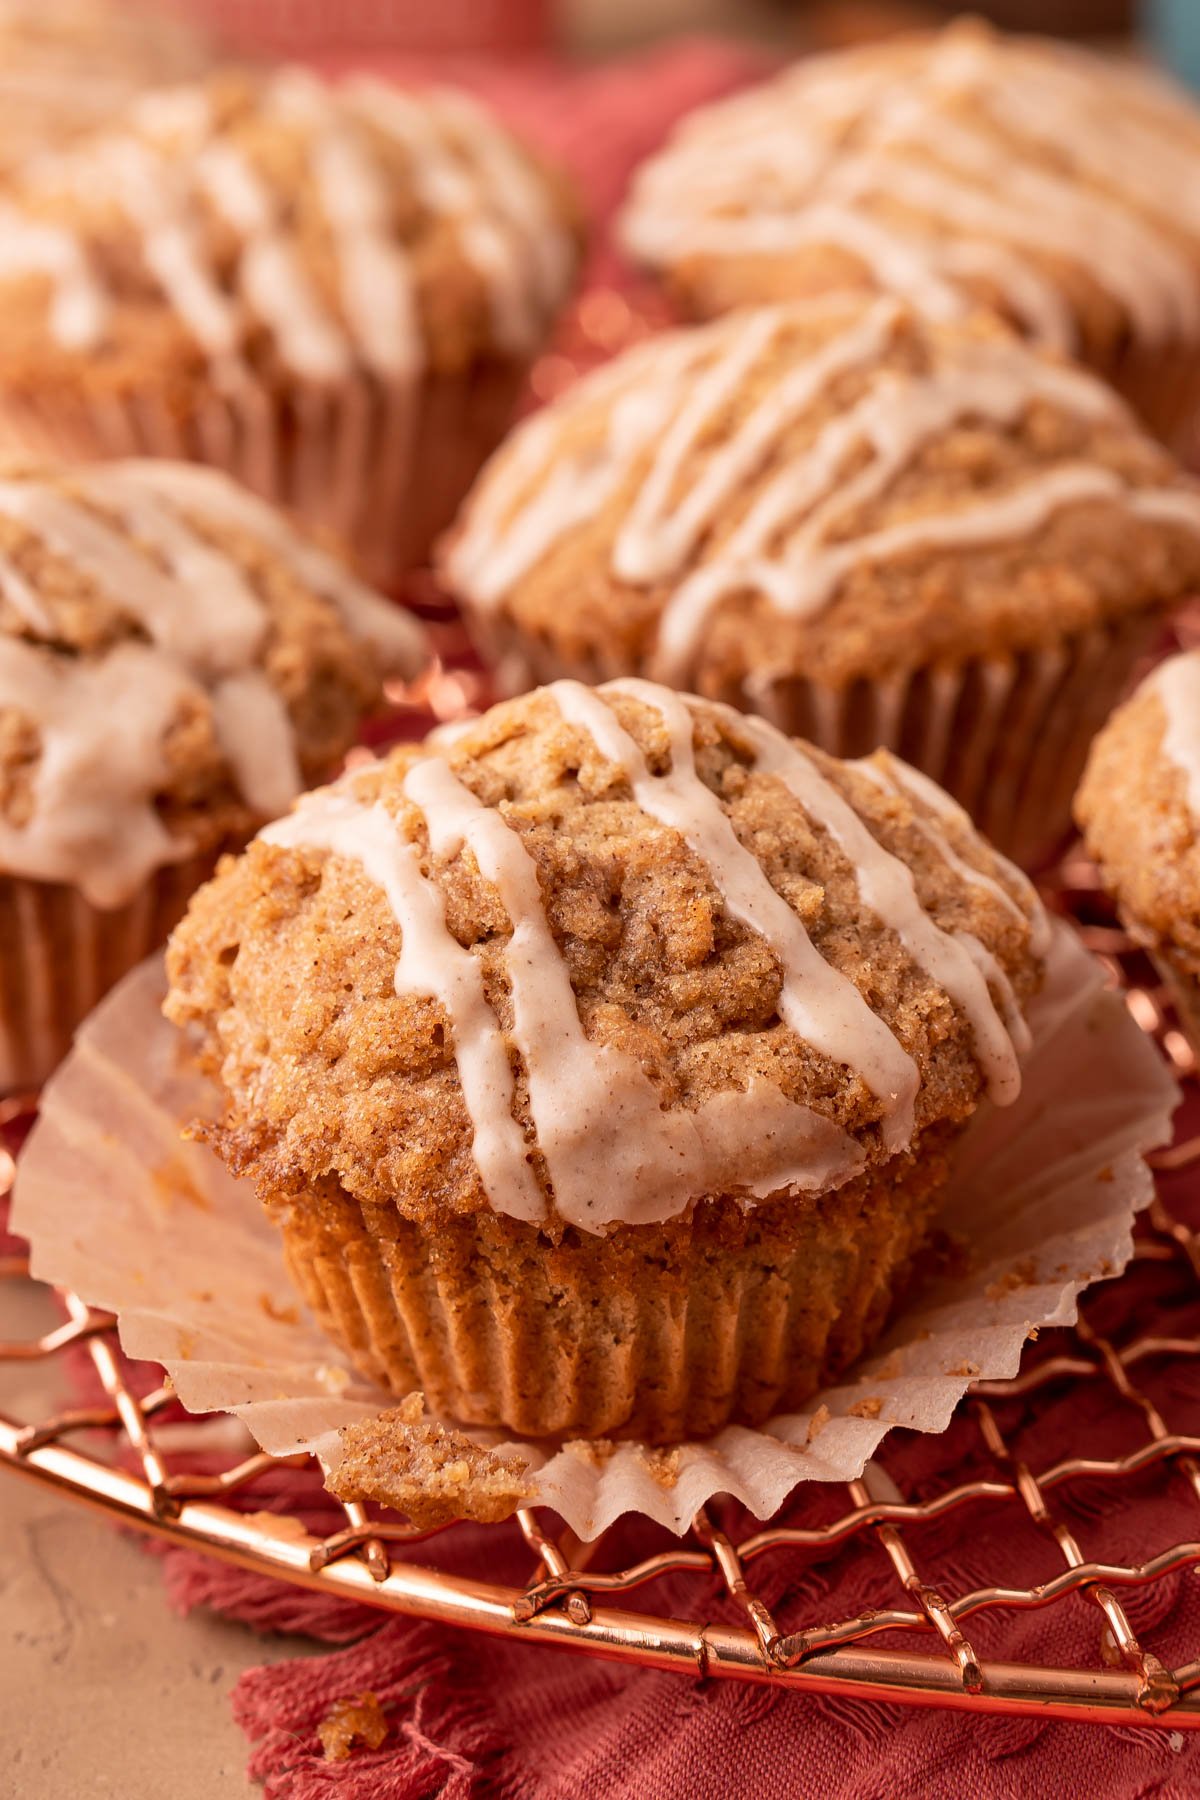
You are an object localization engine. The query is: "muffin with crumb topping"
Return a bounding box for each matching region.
[0,64,581,585]
[620,19,1200,452]
[442,296,1200,869]
[1076,648,1200,1048]
[0,456,427,1091]
[0,0,213,174]
[165,677,1046,1444]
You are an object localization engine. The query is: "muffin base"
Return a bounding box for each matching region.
[0,854,224,1094]
[0,359,527,590]
[463,612,1159,871]
[271,1145,951,1445]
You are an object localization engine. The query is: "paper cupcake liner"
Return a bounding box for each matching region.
[464,613,1157,870]
[0,359,527,589]
[0,852,223,1094]
[12,922,1179,1536]
[273,1146,949,1444]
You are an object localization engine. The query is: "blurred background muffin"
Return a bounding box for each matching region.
[620,19,1200,451]
[0,65,581,589]
[0,456,426,1092]
[0,0,214,174]
[164,678,1046,1442]
[1076,647,1200,1049]
[442,296,1200,867]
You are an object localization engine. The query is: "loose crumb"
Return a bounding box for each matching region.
[327,1394,532,1527]
[318,1692,388,1763]
[849,1396,884,1420]
[944,1360,981,1379]
[985,1256,1039,1301]
[805,1404,832,1445]
[259,1293,299,1325]
[635,1445,682,1489]
[153,1154,210,1212]
[565,1437,618,1468]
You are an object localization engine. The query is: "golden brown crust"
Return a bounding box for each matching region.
[1076,669,1200,967]
[166,684,1044,1228]
[442,303,1200,694]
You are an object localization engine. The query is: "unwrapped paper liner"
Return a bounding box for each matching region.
[12,922,1178,1539]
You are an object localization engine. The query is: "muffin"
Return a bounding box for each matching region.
[0,65,580,586]
[620,20,1200,452]
[165,677,1047,1444]
[0,455,427,1092]
[442,296,1200,869]
[0,0,212,174]
[1076,648,1200,1047]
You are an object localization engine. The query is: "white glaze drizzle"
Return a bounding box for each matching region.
[717,700,1029,1088]
[0,461,426,906]
[448,301,1200,684]
[262,787,545,1222]
[258,680,1039,1231]
[1147,651,1200,821]
[549,676,919,1148]
[852,751,1051,960]
[8,65,570,381]
[620,24,1200,352]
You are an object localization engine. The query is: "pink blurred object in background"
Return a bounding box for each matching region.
[170,0,554,55]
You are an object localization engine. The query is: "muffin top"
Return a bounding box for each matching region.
[1076,649,1200,965]
[621,20,1200,363]
[443,297,1200,694]
[165,679,1047,1237]
[0,458,427,907]
[0,0,212,174]
[0,65,579,398]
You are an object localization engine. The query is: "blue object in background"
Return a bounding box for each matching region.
[1148,0,1200,91]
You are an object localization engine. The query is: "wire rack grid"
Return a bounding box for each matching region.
[3,866,1200,1730]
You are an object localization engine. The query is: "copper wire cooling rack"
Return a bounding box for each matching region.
[2,865,1200,1728]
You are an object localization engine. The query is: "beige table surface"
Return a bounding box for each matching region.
[1,1275,320,1800]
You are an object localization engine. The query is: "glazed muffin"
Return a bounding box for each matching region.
[165,678,1047,1444]
[0,66,580,586]
[620,20,1200,451]
[0,456,427,1092]
[442,297,1200,869]
[1076,649,1200,1047]
[0,0,212,174]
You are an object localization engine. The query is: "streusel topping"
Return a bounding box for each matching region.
[166,680,1046,1233]
[444,298,1200,694]
[622,20,1200,362]
[0,65,578,390]
[0,458,426,904]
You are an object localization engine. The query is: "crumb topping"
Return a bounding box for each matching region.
[443,298,1200,694]
[0,457,426,904]
[166,680,1046,1232]
[622,19,1200,362]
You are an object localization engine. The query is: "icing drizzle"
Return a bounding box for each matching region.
[8,67,572,381]
[621,23,1200,353]
[0,460,425,907]
[1148,651,1200,822]
[447,300,1200,684]
[260,680,1044,1232]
